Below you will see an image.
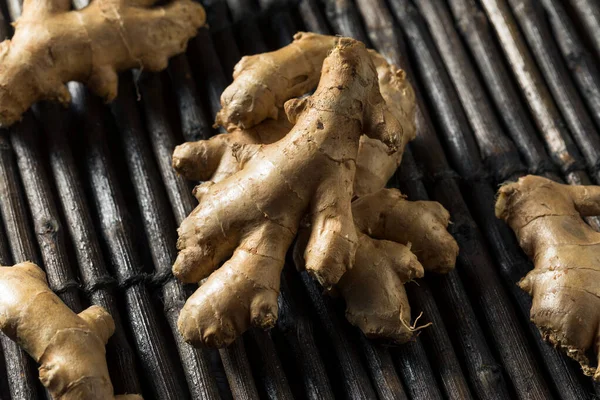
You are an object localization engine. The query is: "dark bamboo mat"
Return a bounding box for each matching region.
[0,0,599,399]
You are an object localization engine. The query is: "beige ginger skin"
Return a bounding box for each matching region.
[0,262,143,399]
[0,0,205,127]
[173,33,458,346]
[496,175,600,380]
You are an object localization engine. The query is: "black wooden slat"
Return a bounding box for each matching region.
[539,0,600,132]
[505,0,600,183]
[277,271,335,400]
[413,0,526,181]
[0,221,10,400]
[476,0,595,184]
[563,0,600,62]
[202,0,242,78]
[225,0,269,55]
[114,73,222,400]
[9,117,81,310]
[168,54,214,142]
[298,270,378,400]
[0,130,41,400]
[446,0,558,178]
[358,336,409,400]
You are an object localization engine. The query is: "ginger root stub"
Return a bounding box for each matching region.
[0,262,142,399]
[496,175,600,380]
[0,0,205,127]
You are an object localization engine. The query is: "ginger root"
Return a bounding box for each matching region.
[173,35,457,346]
[173,37,409,348]
[0,0,205,127]
[496,175,600,380]
[0,262,142,399]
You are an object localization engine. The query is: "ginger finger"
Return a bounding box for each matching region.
[0,262,143,399]
[0,0,205,127]
[215,32,338,131]
[338,234,425,343]
[173,116,292,182]
[496,175,600,380]
[336,188,457,342]
[352,189,459,273]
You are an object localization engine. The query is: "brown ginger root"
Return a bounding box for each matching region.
[0,262,142,399]
[0,0,205,127]
[496,175,600,380]
[173,37,409,348]
[173,37,457,345]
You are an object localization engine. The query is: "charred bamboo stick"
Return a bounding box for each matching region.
[413,0,526,181]
[563,0,600,62]
[391,341,444,400]
[70,83,190,400]
[225,0,269,55]
[325,1,480,397]
[217,339,259,400]
[476,0,599,183]
[505,0,600,182]
[31,99,142,395]
[358,336,409,400]
[110,75,226,399]
[322,0,369,44]
[202,0,242,78]
[168,55,214,142]
[0,223,9,400]
[297,270,377,400]
[139,74,196,228]
[538,0,600,133]
[111,73,221,399]
[246,330,294,400]
[445,0,558,178]
[447,0,600,231]
[0,135,39,265]
[8,118,81,310]
[388,1,556,398]
[0,354,7,400]
[277,268,335,400]
[297,0,331,34]
[257,0,297,48]
[187,27,230,119]
[0,131,40,400]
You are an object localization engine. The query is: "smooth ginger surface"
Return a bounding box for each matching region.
[496,175,600,380]
[0,262,142,399]
[0,0,205,127]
